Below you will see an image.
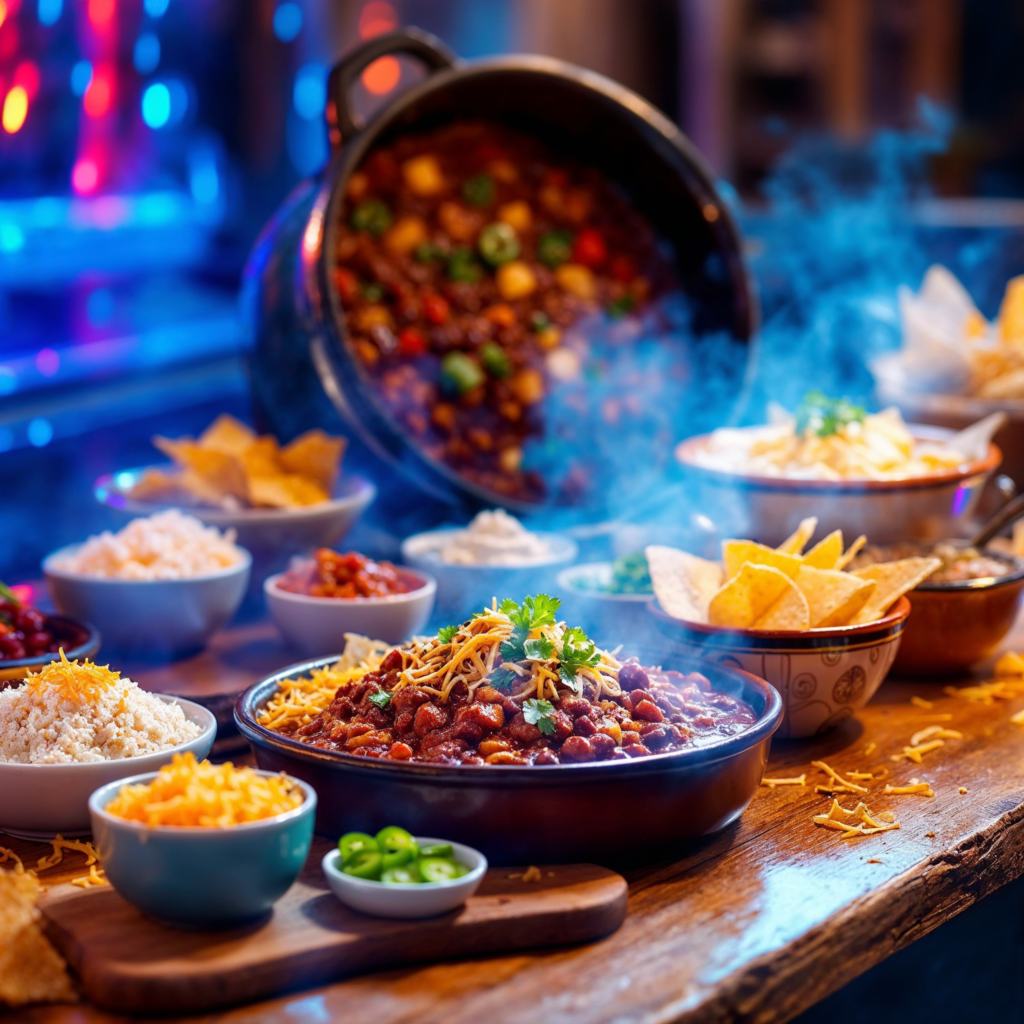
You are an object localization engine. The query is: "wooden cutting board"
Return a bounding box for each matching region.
[39,840,628,1015]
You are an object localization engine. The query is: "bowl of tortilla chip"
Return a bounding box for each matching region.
[94,416,376,574]
[645,519,934,738]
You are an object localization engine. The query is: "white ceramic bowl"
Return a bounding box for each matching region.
[321,837,487,919]
[401,529,578,620]
[676,425,1001,547]
[649,597,911,739]
[44,546,251,657]
[265,569,436,653]
[0,695,215,839]
[94,468,377,575]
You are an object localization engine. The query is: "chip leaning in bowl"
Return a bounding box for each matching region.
[647,518,940,631]
[282,593,758,765]
[681,393,970,481]
[130,414,346,510]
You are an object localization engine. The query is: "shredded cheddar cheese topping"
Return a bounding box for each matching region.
[104,752,303,827]
[23,650,120,705]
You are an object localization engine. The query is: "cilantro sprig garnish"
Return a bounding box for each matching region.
[795,391,866,438]
[522,698,557,736]
[437,624,460,644]
[0,581,20,606]
[558,627,601,694]
[499,594,561,663]
[367,690,391,710]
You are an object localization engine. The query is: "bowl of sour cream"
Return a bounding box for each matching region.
[401,510,577,620]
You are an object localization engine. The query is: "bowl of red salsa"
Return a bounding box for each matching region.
[266,549,436,653]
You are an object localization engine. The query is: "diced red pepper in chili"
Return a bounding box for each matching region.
[335,267,360,303]
[608,255,636,283]
[572,229,607,269]
[398,327,427,357]
[422,293,450,325]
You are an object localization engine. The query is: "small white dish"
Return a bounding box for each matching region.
[0,695,215,839]
[265,568,436,653]
[401,529,577,620]
[321,837,487,919]
[43,546,251,657]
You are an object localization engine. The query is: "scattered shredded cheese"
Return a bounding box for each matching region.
[1011,709,1024,725]
[761,774,807,788]
[909,725,963,746]
[884,780,935,797]
[812,760,868,793]
[863,742,877,756]
[891,739,944,763]
[959,786,968,794]
[0,846,25,874]
[910,696,934,709]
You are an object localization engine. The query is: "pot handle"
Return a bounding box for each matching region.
[326,27,457,145]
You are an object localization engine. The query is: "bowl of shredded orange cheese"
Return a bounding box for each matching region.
[89,752,316,928]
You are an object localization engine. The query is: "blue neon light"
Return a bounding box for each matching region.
[38,0,63,26]
[144,0,170,17]
[0,223,25,253]
[133,33,161,75]
[293,63,325,120]
[70,61,93,97]
[273,2,302,42]
[142,83,171,129]
[27,419,53,448]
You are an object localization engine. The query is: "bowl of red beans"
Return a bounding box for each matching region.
[0,584,101,687]
[265,549,436,654]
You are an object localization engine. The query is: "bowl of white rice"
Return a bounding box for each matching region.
[0,653,216,838]
[43,510,251,657]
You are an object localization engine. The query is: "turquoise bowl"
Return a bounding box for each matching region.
[88,770,316,929]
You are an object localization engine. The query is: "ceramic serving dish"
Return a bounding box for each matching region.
[889,555,1024,677]
[265,568,436,653]
[234,654,782,865]
[321,837,486,919]
[648,597,911,739]
[89,770,316,929]
[43,545,251,657]
[556,562,654,639]
[0,615,101,688]
[676,428,1001,547]
[400,529,577,621]
[95,468,376,578]
[0,695,216,839]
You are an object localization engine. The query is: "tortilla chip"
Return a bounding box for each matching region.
[708,563,794,629]
[999,275,1024,342]
[795,565,877,628]
[646,545,723,624]
[778,517,818,555]
[198,414,257,456]
[836,534,867,571]
[802,530,843,570]
[754,576,811,630]
[154,441,249,503]
[280,430,345,492]
[241,435,282,479]
[0,869,77,1006]
[850,557,941,624]
[248,474,329,509]
[722,540,803,582]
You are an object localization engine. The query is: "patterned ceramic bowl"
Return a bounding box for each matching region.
[648,597,911,739]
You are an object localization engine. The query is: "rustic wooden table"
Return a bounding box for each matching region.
[8,620,1024,1024]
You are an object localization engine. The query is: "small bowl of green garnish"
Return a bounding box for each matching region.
[321,826,487,918]
[557,553,653,635]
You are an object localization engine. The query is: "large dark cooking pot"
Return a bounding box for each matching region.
[244,27,758,516]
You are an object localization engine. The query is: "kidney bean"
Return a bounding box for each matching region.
[618,664,650,692]
[633,699,664,723]
[414,703,448,737]
[560,735,595,762]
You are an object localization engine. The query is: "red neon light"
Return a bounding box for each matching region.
[362,56,400,95]
[83,65,113,118]
[88,0,115,28]
[358,1,397,39]
[72,158,100,194]
[14,61,40,100]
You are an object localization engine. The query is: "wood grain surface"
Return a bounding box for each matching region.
[37,843,626,1015]
[7,623,1024,1024]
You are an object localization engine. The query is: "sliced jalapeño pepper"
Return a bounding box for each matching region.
[350,199,392,236]
[339,832,379,865]
[375,826,419,871]
[342,849,383,880]
[417,857,466,883]
[381,864,422,885]
[537,230,574,268]
[440,352,485,396]
[417,843,454,859]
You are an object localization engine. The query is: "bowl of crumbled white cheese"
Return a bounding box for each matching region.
[401,510,577,620]
[43,509,251,657]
